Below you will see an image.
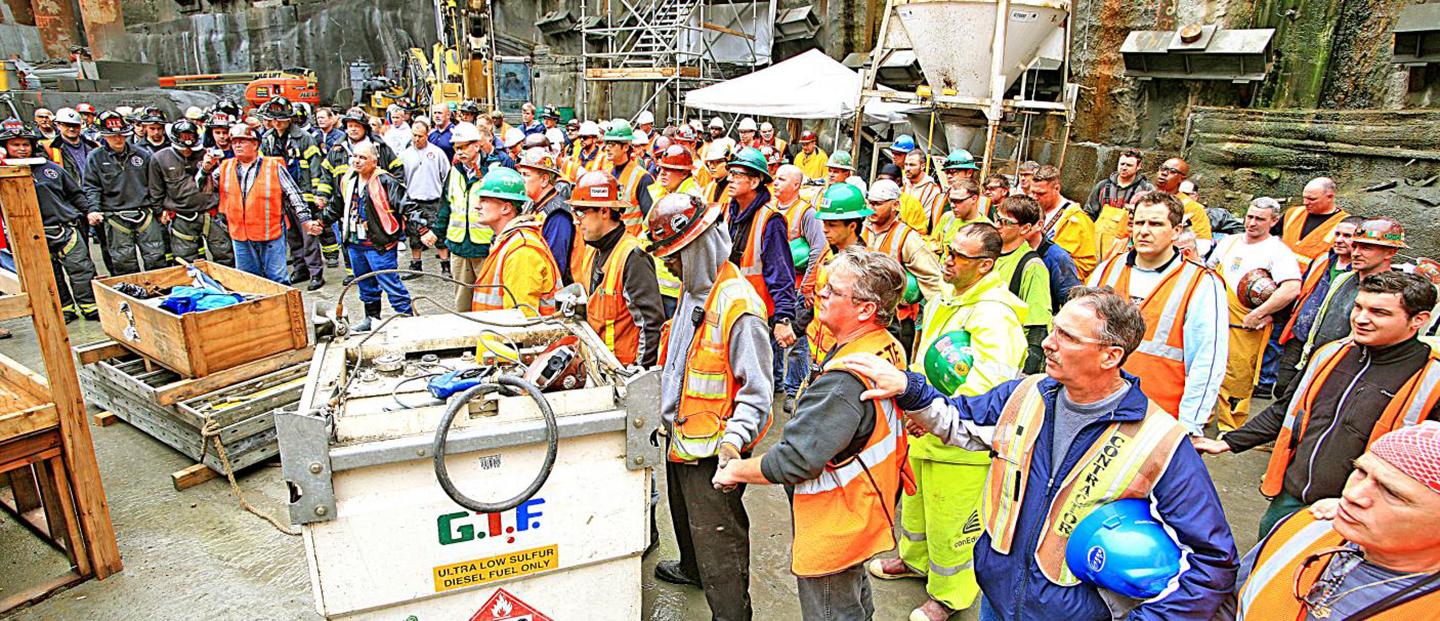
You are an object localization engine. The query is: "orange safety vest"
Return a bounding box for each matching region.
[703,177,732,208]
[1260,340,1440,497]
[668,262,770,462]
[471,220,562,315]
[984,375,1185,585]
[218,157,287,242]
[1281,206,1348,273]
[867,220,922,321]
[1093,254,1216,417]
[736,207,780,315]
[1236,511,1440,620]
[532,189,594,287]
[791,328,912,576]
[904,178,945,236]
[612,159,648,236]
[804,246,839,361]
[1278,253,1334,344]
[777,195,814,287]
[586,234,644,366]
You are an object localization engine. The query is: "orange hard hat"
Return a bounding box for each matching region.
[1237,268,1278,310]
[657,144,695,171]
[568,171,625,209]
[1414,258,1440,285]
[1353,217,1408,249]
[646,192,721,258]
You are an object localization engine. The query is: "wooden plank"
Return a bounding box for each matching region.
[0,292,30,321]
[73,340,130,366]
[92,411,118,427]
[0,429,61,474]
[1,167,122,577]
[0,404,59,442]
[170,463,218,491]
[153,346,313,406]
[7,467,41,513]
[0,267,19,295]
[0,350,49,402]
[701,21,756,40]
[40,456,91,576]
[583,66,702,80]
[0,571,86,615]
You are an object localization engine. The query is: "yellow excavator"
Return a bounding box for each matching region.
[364,0,495,116]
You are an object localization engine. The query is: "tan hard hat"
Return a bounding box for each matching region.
[1353,217,1408,249]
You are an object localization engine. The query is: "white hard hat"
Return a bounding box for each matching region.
[636,110,655,125]
[738,117,757,132]
[631,129,649,146]
[449,122,483,144]
[708,117,724,129]
[55,108,82,125]
[599,120,613,132]
[760,121,774,132]
[702,142,730,161]
[578,121,601,137]
[868,179,902,202]
[689,119,704,131]
[545,127,566,146]
[114,105,133,117]
[503,127,525,148]
[184,106,204,120]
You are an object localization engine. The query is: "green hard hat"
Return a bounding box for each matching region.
[826,150,854,171]
[790,236,811,269]
[923,330,974,396]
[728,147,772,181]
[815,183,873,220]
[943,148,980,171]
[603,119,634,142]
[475,167,529,203]
[903,272,921,304]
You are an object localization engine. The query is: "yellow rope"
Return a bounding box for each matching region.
[200,419,299,537]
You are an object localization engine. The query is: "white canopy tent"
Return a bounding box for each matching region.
[683,49,915,123]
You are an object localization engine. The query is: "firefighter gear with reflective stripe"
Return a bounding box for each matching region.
[1281,206,1349,274]
[471,216,561,316]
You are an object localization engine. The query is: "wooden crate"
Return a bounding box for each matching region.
[92,260,308,378]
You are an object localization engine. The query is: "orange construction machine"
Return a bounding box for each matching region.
[158,69,319,109]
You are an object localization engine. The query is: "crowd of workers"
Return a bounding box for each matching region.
[2,96,1439,621]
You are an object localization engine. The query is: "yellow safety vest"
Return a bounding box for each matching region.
[646,177,702,299]
[445,169,493,246]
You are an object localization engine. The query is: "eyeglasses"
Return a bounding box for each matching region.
[817,283,874,304]
[1158,165,1183,175]
[1293,547,1364,616]
[946,248,990,262]
[1051,324,1120,348]
[985,185,1007,192]
[995,216,1021,227]
[950,194,975,203]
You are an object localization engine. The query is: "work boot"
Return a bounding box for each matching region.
[909,598,957,621]
[62,309,78,323]
[653,560,701,587]
[440,261,451,277]
[866,557,923,580]
[289,267,310,284]
[324,251,339,268]
[351,302,382,333]
[782,393,796,414]
[82,309,100,321]
[1253,383,1275,400]
[402,259,423,281]
[307,275,327,291]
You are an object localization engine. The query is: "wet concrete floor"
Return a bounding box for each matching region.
[0,251,1271,620]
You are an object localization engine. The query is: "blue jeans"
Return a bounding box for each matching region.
[771,333,810,396]
[1258,328,1284,386]
[233,238,290,284]
[979,596,1001,621]
[348,244,412,314]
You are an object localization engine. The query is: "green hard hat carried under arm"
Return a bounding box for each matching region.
[923,330,974,396]
[815,183,873,220]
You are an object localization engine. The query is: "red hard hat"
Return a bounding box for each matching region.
[673,126,698,143]
[568,170,625,209]
[646,192,721,258]
[657,144,694,171]
[1415,258,1440,285]
[799,130,818,142]
[76,103,97,115]
[651,135,672,153]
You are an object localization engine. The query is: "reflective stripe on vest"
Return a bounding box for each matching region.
[471,221,561,315]
[737,207,778,315]
[984,375,1185,585]
[218,157,283,242]
[1236,511,1440,620]
[867,221,921,320]
[614,160,647,236]
[1096,255,1211,417]
[645,178,699,299]
[446,170,493,245]
[805,247,839,361]
[670,262,769,462]
[1261,340,1440,497]
[791,328,911,576]
[587,234,644,366]
[1281,206,1347,273]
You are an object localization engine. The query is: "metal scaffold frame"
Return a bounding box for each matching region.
[579,0,761,123]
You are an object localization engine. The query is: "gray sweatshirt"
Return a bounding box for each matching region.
[658,222,774,454]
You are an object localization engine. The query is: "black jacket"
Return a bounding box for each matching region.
[82,142,155,214]
[584,224,665,367]
[260,123,323,201]
[31,160,90,226]
[321,170,417,251]
[131,135,170,157]
[147,146,217,215]
[317,135,401,203]
[1225,337,1440,502]
[41,134,97,182]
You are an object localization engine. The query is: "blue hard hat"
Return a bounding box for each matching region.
[1064,499,1182,599]
[890,134,916,154]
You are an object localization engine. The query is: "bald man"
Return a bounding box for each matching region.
[1151,157,1212,241]
[1279,177,1350,274]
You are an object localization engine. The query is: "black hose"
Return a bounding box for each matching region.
[431,375,558,513]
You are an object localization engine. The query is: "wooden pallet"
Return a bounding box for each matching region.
[75,341,311,490]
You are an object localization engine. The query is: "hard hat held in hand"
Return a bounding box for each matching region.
[1237,268,1278,310]
[923,330,974,396]
[1064,499,1182,600]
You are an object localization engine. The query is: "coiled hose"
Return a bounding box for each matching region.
[431,375,558,513]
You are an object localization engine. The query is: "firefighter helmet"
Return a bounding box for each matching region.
[646,192,722,258]
[96,111,131,136]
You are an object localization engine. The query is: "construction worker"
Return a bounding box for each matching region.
[1085,149,1154,221]
[1088,191,1227,434]
[757,121,787,155]
[83,111,165,276]
[1196,271,1439,537]
[1014,160,1039,196]
[470,167,561,315]
[1,119,98,320]
[33,108,56,141]
[131,107,171,156]
[990,195,1053,373]
[517,147,584,286]
[147,119,234,266]
[397,118,450,278]
[771,164,826,411]
[846,287,1238,620]
[1299,218,1406,368]
[1280,176,1350,274]
[474,123,516,170]
[792,130,827,180]
[1028,164,1098,279]
[804,183,873,366]
[888,134,916,168]
[824,149,866,194]
[381,104,412,156]
[600,120,655,236]
[713,247,910,621]
[316,111,404,287]
[318,142,420,332]
[1013,194,1082,314]
[981,174,1010,216]
[929,179,990,256]
[1150,157,1213,240]
[1274,215,1363,395]
[936,148,980,191]
[864,179,944,351]
[646,144,703,315]
[1221,422,1440,620]
[43,108,96,182]
[203,124,319,284]
[868,222,1026,620]
[257,96,329,288]
[1206,197,1302,432]
[565,120,604,177]
[647,191,772,621]
[570,171,664,367]
[697,141,731,202]
[75,102,100,142]
[899,150,945,237]
[726,147,800,355]
[434,123,493,311]
[634,109,655,139]
[735,117,758,150]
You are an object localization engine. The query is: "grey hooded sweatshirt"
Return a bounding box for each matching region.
[659,221,775,455]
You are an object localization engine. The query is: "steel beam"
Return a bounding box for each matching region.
[76,0,125,60]
[29,0,78,58]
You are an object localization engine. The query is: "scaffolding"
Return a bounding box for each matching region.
[579,0,764,123]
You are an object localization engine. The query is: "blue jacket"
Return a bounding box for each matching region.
[1038,238,1082,313]
[727,186,797,321]
[897,371,1237,621]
